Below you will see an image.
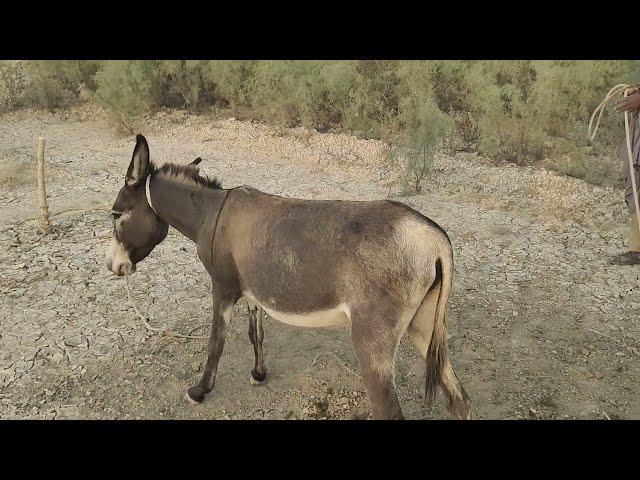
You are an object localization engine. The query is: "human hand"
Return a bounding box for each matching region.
[616,88,640,113]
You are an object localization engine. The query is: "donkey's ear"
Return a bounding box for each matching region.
[125,134,150,187]
[189,157,203,166]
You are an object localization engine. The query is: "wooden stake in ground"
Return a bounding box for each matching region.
[36,137,53,234]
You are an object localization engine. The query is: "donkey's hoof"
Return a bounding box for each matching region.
[185,388,204,405]
[452,403,471,420]
[250,369,267,386]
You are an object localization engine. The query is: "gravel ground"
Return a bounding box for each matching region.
[1,106,638,420]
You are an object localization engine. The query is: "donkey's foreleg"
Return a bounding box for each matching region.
[186,296,234,404]
[248,306,267,385]
[350,319,404,420]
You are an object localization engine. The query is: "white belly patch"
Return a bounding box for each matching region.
[244,292,351,328]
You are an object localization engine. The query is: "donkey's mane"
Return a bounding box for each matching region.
[150,162,222,190]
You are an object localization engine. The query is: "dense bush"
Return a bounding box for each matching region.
[0,61,28,111]
[244,60,310,127]
[93,60,219,132]
[393,61,453,192]
[93,61,157,133]
[0,60,102,112]
[205,61,255,118]
[4,60,640,186]
[22,61,101,111]
[342,60,400,139]
[295,61,356,132]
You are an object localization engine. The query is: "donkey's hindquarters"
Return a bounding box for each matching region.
[347,215,470,420]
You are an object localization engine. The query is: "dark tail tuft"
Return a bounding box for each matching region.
[425,257,446,405]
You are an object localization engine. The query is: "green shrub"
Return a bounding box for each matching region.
[34,60,101,91]
[393,66,453,193]
[243,61,309,127]
[544,149,621,187]
[343,60,400,139]
[94,60,218,131]
[0,61,29,111]
[458,61,542,164]
[295,61,356,132]
[530,61,632,153]
[15,61,102,112]
[93,61,158,133]
[405,61,477,152]
[205,61,255,117]
[22,73,72,112]
[153,60,216,111]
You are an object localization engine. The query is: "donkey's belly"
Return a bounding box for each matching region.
[244,292,351,328]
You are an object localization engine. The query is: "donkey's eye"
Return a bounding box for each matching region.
[111,212,122,220]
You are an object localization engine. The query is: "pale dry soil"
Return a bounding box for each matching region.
[1,106,638,420]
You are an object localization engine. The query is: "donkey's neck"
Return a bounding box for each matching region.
[148,175,226,242]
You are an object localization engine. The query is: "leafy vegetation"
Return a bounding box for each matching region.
[2,60,638,189]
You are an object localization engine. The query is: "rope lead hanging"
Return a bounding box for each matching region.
[124,275,209,340]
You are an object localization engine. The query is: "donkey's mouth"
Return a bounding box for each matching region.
[117,263,136,276]
[106,258,137,276]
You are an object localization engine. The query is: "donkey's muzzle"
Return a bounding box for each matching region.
[106,235,136,276]
[106,257,136,276]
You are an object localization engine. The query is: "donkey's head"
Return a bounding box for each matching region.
[105,134,169,276]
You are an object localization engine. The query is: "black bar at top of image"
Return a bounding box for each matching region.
[2,14,640,61]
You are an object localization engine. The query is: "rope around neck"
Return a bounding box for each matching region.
[145,175,156,215]
[123,189,232,341]
[588,84,640,241]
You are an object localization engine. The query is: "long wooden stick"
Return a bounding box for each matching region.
[36,137,53,234]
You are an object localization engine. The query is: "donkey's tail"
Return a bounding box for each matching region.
[424,239,471,419]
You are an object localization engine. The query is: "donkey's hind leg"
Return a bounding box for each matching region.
[350,313,404,420]
[407,283,438,358]
[186,295,234,404]
[248,305,267,385]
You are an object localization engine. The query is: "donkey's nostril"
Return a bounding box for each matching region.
[118,262,134,276]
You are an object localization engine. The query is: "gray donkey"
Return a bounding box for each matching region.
[106,134,471,420]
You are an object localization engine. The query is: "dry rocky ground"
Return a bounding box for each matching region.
[1,106,638,420]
